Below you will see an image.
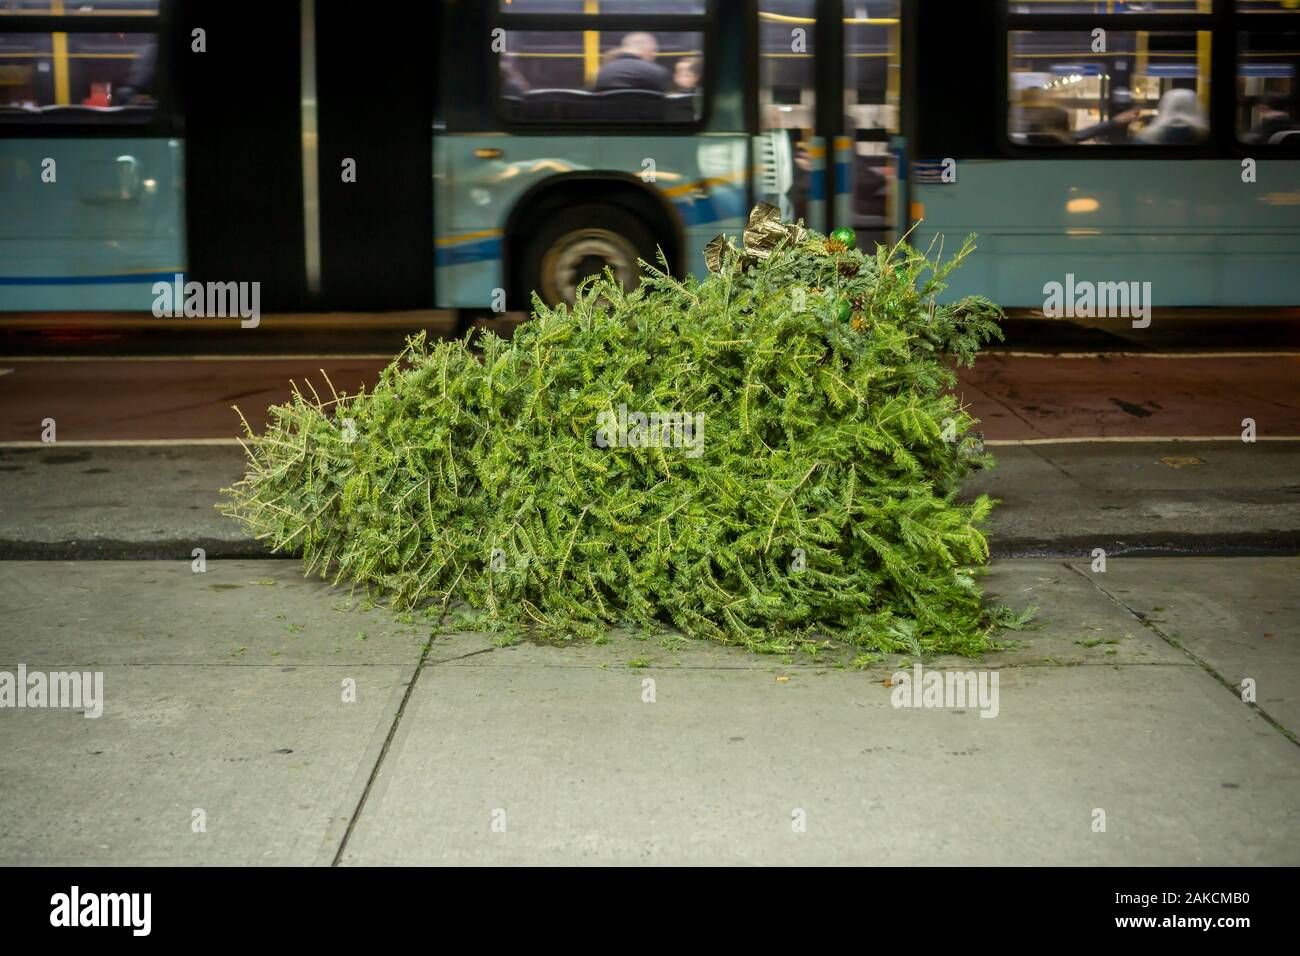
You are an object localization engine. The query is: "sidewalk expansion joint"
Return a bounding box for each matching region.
[329,639,497,866]
[1065,561,1300,749]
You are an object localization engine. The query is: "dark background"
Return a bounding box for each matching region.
[176,0,436,311]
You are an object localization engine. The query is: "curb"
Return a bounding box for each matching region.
[1,533,1297,561]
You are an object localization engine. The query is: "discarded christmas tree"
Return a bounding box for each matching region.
[222,205,1028,656]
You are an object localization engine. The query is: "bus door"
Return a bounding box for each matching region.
[182,2,437,312]
[754,0,824,230]
[840,0,903,249]
[753,0,904,245]
[179,1,307,311]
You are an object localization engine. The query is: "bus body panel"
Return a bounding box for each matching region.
[912,160,1300,308]
[433,133,750,308]
[0,138,185,311]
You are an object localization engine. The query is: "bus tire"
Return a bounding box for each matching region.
[519,203,658,308]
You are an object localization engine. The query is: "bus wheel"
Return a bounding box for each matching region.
[521,204,657,308]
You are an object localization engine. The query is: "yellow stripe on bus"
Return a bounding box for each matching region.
[661,169,748,198]
[435,229,504,248]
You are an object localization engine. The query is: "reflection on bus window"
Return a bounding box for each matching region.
[499,30,703,122]
[499,0,707,11]
[0,32,156,116]
[1007,1,1209,12]
[1008,31,1210,146]
[0,0,159,12]
[1237,0,1300,12]
[1239,31,1300,145]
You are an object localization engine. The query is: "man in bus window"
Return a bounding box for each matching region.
[595,32,672,93]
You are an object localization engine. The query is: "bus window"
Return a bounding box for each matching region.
[1007,1,1208,11]
[498,29,704,123]
[499,0,707,11]
[0,1,159,121]
[844,2,898,136]
[0,31,157,116]
[1238,30,1300,146]
[0,0,159,10]
[1008,31,1211,146]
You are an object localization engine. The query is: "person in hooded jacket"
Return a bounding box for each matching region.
[1135,88,1209,145]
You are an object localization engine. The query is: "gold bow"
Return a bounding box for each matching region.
[705,202,806,273]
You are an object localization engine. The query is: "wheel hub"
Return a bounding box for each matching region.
[542,228,640,305]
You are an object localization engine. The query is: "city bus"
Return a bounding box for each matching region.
[432,0,902,309]
[1,0,1296,314]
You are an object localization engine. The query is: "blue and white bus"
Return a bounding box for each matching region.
[433,0,902,308]
[1,0,1296,314]
[0,0,181,311]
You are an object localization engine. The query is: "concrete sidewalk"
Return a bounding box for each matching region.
[0,557,1296,865]
[2,440,1297,558]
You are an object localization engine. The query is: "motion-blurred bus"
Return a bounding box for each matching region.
[1,0,1297,313]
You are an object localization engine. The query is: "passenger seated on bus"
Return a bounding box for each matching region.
[594,33,673,94]
[116,41,157,105]
[501,55,530,98]
[0,64,35,107]
[1014,104,1074,145]
[673,57,701,94]
[1135,88,1209,145]
[1008,88,1075,144]
[1245,92,1298,145]
[1073,88,1144,144]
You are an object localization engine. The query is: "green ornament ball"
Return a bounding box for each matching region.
[834,297,852,323]
[829,227,857,249]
